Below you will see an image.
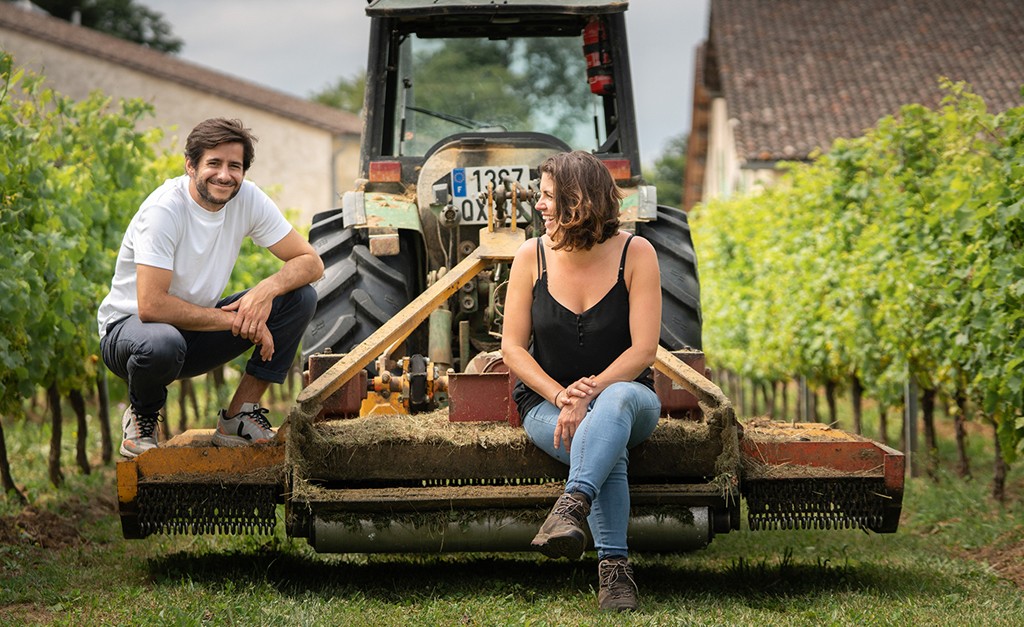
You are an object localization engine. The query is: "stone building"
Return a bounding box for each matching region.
[0,2,362,226]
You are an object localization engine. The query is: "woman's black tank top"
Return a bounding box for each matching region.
[512,234,654,418]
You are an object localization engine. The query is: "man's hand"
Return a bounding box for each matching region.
[253,323,275,361]
[222,284,275,342]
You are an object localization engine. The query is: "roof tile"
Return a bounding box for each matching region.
[709,0,1024,162]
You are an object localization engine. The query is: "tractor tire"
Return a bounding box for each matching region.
[636,205,703,350]
[301,209,423,363]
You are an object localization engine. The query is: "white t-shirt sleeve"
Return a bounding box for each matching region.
[246,184,294,248]
[131,203,180,270]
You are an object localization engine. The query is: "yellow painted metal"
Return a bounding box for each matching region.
[360,392,409,416]
[475,226,525,260]
[117,459,139,504]
[126,429,285,479]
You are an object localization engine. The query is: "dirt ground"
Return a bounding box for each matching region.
[0,490,115,550]
[963,531,1024,590]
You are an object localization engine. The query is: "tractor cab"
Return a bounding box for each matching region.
[361,0,641,178]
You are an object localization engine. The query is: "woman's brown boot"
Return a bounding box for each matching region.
[530,492,590,559]
[598,556,638,611]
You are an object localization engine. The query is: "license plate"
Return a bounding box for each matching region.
[451,165,532,224]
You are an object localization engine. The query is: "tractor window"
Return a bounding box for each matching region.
[392,33,604,156]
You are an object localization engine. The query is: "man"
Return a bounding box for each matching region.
[97,118,324,458]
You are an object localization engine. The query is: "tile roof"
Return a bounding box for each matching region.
[0,2,361,136]
[708,0,1024,163]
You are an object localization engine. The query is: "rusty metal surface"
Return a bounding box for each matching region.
[654,346,730,412]
[450,350,710,423]
[475,226,526,259]
[738,419,906,533]
[653,350,706,416]
[129,430,285,478]
[740,421,905,491]
[368,232,401,256]
[363,192,420,230]
[448,372,520,424]
[307,354,368,418]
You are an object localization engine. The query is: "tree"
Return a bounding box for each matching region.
[644,133,687,208]
[1,52,178,490]
[22,0,183,54]
[692,82,1024,498]
[311,70,366,115]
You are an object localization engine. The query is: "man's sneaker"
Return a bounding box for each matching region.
[120,406,161,458]
[212,402,275,447]
[598,556,638,611]
[531,492,591,559]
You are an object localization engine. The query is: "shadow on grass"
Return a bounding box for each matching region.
[145,544,951,605]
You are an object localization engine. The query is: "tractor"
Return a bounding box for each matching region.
[116,0,905,553]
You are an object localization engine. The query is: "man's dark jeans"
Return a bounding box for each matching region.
[100,285,316,416]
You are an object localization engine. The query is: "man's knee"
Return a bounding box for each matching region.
[273,284,317,325]
[293,284,317,321]
[133,325,186,375]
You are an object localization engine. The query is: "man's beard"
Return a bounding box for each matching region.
[196,177,240,207]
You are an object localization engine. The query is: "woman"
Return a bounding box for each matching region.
[502,150,662,612]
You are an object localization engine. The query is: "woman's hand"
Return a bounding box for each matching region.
[553,375,597,451]
[554,394,589,452]
[561,376,596,406]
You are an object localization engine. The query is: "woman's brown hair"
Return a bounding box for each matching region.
[540,150,623,251]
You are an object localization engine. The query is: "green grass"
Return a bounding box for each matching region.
[1,403,1022,626]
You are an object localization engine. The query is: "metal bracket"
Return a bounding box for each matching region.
[342,190,366,228]
[638,185,658,219]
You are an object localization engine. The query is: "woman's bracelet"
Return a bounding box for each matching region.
[554,389,566,408]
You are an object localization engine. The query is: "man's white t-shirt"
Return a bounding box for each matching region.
[96,175,293,337]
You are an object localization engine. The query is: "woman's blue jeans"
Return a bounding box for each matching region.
[522,381,661,560]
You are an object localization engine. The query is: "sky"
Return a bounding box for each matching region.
[143,0,710,167]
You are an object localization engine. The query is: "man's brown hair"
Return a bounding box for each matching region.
[184,118,258,171]
[540,150,623,251]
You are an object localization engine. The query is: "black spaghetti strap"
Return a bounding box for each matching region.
[618,234,635,281]
[537,238,548,277]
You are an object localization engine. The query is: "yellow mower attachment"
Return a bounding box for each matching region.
[116,430,285,538]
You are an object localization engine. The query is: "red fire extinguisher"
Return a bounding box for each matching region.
[583,18,614,96]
